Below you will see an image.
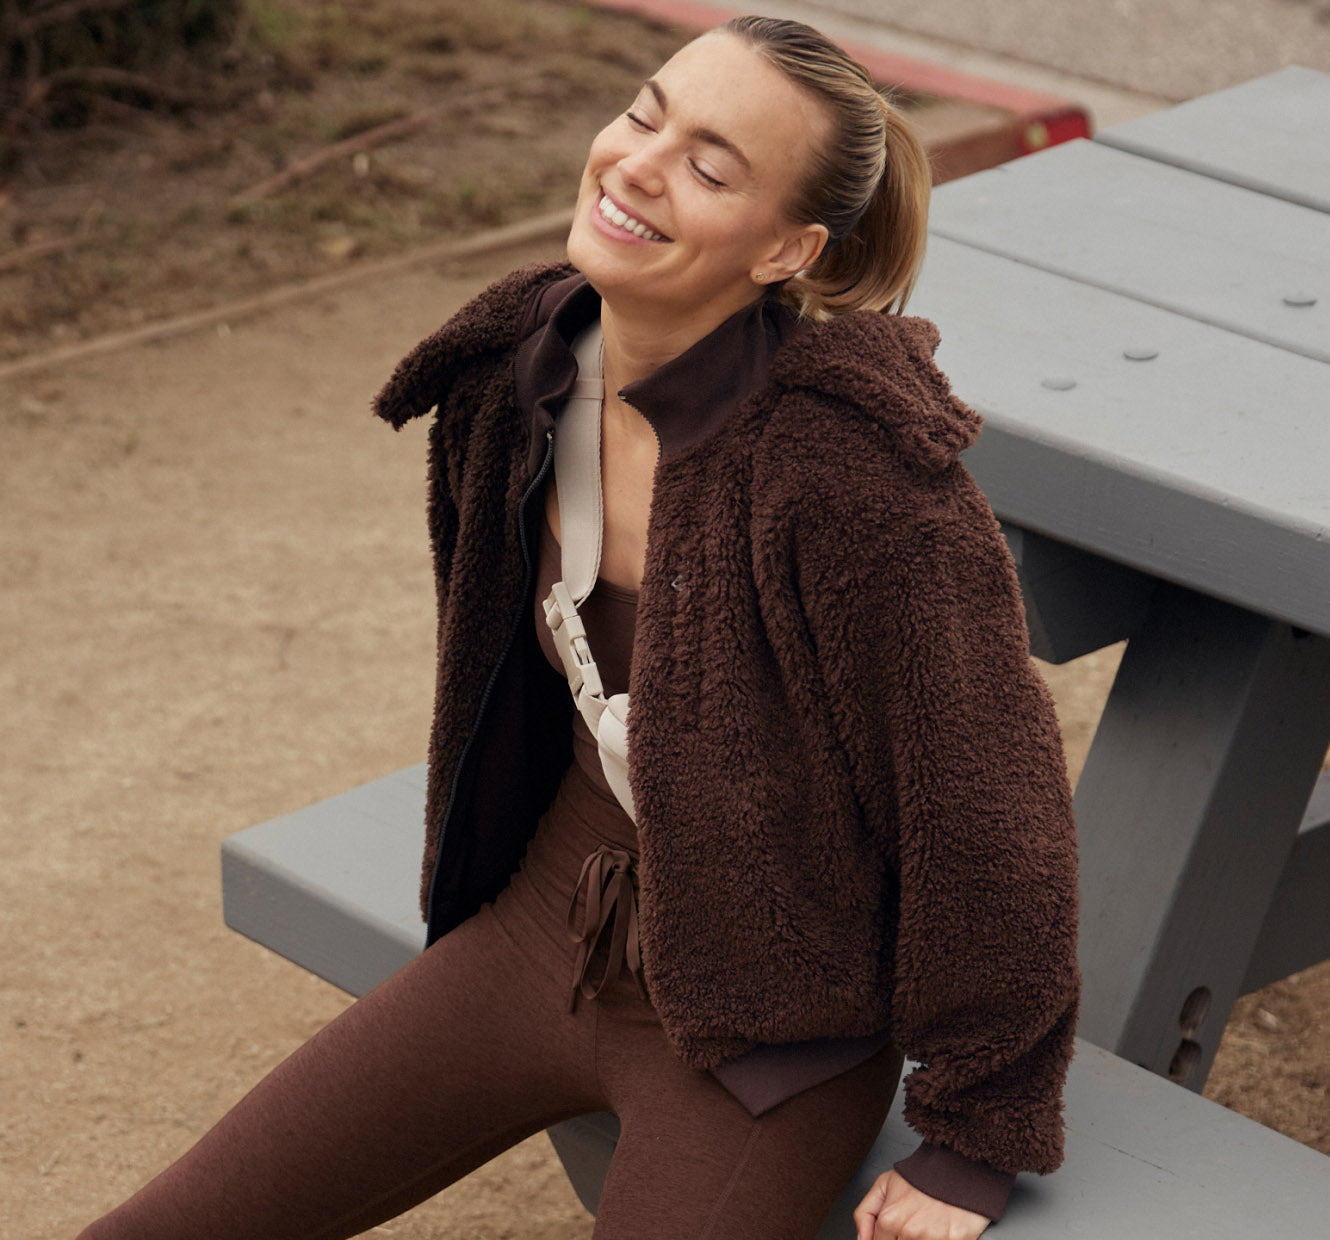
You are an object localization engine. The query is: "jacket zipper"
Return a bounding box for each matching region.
[424,429,555,942]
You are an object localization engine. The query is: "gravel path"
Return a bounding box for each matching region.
[807,0,1330,99]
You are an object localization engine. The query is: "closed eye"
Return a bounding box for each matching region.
[690,160,724,189]
[625,111,726,188]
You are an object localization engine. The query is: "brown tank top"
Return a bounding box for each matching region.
[534,504,639,808]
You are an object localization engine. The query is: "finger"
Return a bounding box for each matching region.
[878,1170,907,1203]
[876,1197,991,1240]
[852,1174,892,1240]
[871,1201,909,1240]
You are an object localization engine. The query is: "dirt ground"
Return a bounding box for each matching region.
[0,0,1018,363]
[1,0,693,360]
[3,3,1329,1237]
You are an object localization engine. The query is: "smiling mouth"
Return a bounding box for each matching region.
[597,192,671,242]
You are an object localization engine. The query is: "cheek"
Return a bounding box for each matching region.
[690,202,782,260]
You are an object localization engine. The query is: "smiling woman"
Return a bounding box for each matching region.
[75,16,1079,1240]
[567,28,835,341]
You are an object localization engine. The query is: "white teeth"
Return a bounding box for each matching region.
[598,194,663,241]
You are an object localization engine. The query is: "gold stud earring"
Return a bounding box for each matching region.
[754,271,765,284]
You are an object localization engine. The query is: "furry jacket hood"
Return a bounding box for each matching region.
[374,263,1079,1177]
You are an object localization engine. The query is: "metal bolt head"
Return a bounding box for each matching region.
[1282,292,1318,308]
[1041,377,1077,391]
[1123,347,1159,361]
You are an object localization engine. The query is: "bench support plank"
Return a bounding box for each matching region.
[1075,583,1330,1085]
[1002,523,1154,664]
[1242,772,1330,993]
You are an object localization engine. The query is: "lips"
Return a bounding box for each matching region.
[597,190,671,242]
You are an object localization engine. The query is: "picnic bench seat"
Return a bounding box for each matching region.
[221,762,1330,1238]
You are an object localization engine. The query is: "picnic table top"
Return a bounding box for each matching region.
[909,66,1330,637]
[1097,65,1330,213]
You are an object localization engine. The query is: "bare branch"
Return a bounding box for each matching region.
[14,0,141,39]
[0,205,101,274]
[0,233,83,272]
[227,74,554,208]
[33,66,214,109]
[229,109,441,208]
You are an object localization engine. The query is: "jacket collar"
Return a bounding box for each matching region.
[515,272,806,477]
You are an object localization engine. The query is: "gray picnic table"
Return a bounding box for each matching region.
[221,67,1330,1236]
[911,63,1330,1089]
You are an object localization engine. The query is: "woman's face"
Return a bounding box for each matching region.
[567,32,829,331]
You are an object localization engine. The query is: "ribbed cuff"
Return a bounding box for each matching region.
[893,1141,1015,1222]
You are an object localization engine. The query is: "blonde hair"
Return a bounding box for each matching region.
[722,16,931,318]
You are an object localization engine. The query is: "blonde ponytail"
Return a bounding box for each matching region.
[722,17,932,318]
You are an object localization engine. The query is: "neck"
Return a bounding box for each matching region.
[598,293,760,393]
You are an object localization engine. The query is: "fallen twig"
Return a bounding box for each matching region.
[221,0,252,66]
[228,108,440,208]
[14,0,141,40]
[228,73,555,210]
[0,202,103,274]
[31,66,214,110]
[0,233,80,273]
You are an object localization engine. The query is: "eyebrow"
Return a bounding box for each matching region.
[643,78,752,173]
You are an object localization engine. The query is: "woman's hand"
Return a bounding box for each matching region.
[853,1171,990,1240]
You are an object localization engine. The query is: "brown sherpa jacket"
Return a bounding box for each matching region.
[374,262,1079,1177]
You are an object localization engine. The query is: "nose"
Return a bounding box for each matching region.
[617,138,666,198]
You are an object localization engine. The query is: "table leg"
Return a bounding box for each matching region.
[1073,582,1330,1087]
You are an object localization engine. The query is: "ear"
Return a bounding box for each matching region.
[757,222,829,284]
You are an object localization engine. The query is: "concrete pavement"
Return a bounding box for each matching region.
[697,0,1170,127]
[805,0,1330,101]
[684,0,1329,126]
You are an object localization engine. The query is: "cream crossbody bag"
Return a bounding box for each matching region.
[541,323,637,822]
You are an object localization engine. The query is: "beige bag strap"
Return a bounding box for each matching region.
[555,324,605,605]
[541,324,637,821]
[543,322,609,716]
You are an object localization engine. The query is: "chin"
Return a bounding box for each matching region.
[566,221,633,301]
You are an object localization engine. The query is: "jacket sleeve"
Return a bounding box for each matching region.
[794,466,1080,1177]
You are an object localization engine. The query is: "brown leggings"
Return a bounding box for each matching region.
[77,764,903,1240]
